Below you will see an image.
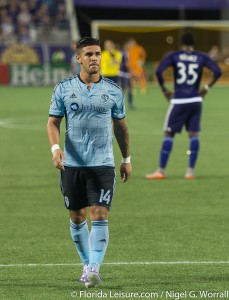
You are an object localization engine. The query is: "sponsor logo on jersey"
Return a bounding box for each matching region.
[101,93,109,103]
[70,102,79,111]
[81,104,106,112]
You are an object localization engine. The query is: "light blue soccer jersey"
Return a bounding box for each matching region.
[49,75,125,167]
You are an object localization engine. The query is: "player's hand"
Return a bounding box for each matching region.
[163,90,174,101]
[52,149,65,170]
[199,88,208,98]
[120,162,132,183]
[138,59,145,66]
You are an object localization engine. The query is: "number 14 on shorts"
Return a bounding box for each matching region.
[99,189,111,204]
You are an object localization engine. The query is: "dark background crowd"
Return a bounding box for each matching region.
[0,0,69,44]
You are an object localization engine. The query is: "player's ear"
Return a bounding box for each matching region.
[76,55,82,64]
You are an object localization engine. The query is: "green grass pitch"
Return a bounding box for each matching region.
[0,84,229,300]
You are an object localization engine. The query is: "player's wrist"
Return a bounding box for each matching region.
[122,156,131,163]
[204,84,209,91]
[51,144,60,154]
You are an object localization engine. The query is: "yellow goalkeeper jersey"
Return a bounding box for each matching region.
[101,50,122,76]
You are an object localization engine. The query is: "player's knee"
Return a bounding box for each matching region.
[70,209,87,224]
[188,132,198,137]
[165,131,175,137]
[90,205,108,221]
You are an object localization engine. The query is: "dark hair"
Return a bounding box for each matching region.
[76,37,101,53]
[180,33,195,46]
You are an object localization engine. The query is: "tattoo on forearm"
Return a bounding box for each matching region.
[114,122,130,158]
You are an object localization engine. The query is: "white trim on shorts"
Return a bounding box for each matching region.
[163,103,174,132]
[170,97,202,104]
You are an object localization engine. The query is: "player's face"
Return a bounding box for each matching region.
[77,45,101,75]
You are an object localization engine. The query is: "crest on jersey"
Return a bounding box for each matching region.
[101,93,109,103]
[70,102,79,111]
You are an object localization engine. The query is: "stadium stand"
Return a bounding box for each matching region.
[0,0,69,44]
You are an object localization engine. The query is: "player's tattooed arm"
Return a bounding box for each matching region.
[113,118,130,158]
[113,118,132,182]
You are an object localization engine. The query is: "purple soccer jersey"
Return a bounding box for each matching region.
[155,50,222,99]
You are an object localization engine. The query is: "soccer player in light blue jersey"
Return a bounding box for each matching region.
[145,33,222,179]
[47,37,132,288]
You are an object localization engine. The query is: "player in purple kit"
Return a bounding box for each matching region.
[119,41,134,110]
[145,33,222,179]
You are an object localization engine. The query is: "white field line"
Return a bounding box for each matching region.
[0,116,227,136]
[0,119,225,136]
[1,261,229,267]
[0,116,46,131]
[0,117,161,134]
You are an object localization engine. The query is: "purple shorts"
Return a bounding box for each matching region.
[163,102,202,133]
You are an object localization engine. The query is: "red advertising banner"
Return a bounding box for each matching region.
[0,64,10,85]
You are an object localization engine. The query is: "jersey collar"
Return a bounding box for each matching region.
[77,74,102,85]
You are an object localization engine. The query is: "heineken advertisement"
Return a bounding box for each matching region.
[10,64,69,86]
[0,42,71,85]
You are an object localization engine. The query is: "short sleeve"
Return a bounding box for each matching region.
[49,83,65,117]
[111,88,125,119]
